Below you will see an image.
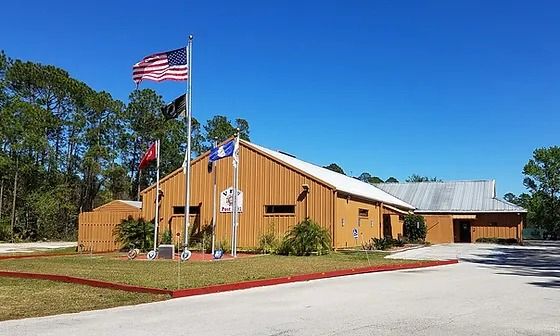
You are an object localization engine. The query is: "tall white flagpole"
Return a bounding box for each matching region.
[211,139,217,256]
[153,139,161,253]
[230,142,236,257]
[232,131,241,257]
[183,35,193,249]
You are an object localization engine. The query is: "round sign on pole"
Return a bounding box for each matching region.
[147,250,157,260]
[213,249,224,260]
[127,248,140,260]
[180,249,192,261]
[352,228,359,239]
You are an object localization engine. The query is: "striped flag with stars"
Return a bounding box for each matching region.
[133,47,188,84]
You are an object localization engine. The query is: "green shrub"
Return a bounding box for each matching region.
[373,237,392,250]
[218,238,231,253]
[393,238,405,247]
[160,229,172,245]
[113,216,153,252]
[363,237,406,251]
[187,224,213,252]
[475,237,519,245]
[403,214,427,243]
[277,218,331,256]
[257,224,279,254]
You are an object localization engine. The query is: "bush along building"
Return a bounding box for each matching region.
[375,180,527,243]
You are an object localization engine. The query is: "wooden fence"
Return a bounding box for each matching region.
[78,210,141,252]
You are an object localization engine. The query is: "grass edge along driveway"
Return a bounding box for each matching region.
[0,277,168,321]
[0,252,424,321]
[0,251,418,290]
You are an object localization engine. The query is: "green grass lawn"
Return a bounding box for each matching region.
[0,277,168,321]
[0,251,413,290]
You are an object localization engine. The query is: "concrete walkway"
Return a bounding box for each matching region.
[387,242,514,260]
[0,242,76,254]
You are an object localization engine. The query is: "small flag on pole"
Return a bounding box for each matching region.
[162,94,186,119]
[209,140,236,163]
[133,47,188,85]
[232,138,240,168]
[139,143,157,170]
[182,147,189,175]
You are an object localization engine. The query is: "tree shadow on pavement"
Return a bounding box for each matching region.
[460,241,560,289]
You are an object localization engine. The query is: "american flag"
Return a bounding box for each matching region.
[133,47,188,84]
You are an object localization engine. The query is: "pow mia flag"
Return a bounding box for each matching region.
[162,94,186,119]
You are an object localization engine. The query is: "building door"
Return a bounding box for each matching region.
[383,214,392,238]
[459,221,471,243]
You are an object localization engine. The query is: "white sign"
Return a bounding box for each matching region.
[220,187,243,213]
[352,228,359,239]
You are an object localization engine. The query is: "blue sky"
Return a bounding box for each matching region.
[1,0,558,196]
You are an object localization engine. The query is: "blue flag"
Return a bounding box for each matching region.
[209,140,236,162]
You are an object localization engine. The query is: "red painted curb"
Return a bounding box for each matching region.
[0,270,172,296]
[0,259,458,298]
[170,259,458,298]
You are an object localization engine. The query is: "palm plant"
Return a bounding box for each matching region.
[113,216,153,252]
[278,218,331,256]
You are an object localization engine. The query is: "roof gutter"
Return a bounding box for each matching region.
[415,210,528,214]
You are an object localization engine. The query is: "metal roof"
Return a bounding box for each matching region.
[375,180,526,213]
[118,200,142,209]
[245,141,415,210]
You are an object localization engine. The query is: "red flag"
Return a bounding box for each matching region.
[139,143,157,170]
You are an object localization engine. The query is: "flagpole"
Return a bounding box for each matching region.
[230,136,236,257]
[211,139,218,256]
[153,139,161,254]
[183,35,193,250]
[232,131,241,257]
[137,169,141,201]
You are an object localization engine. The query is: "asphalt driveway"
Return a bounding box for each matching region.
[1,242,559,336]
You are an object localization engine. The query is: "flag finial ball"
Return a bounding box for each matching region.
[189,35,194,40]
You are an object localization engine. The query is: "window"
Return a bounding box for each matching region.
[265,205,295,214]
[173,206,201,215]
[358,208,369,217]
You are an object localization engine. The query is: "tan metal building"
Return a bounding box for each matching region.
[376,181,527,243]
[78,200,142,252]
[140,140,415,249]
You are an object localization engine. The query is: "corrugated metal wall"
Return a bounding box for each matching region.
[422,213,523,243]
[142,143,335,249]
[78,211,141,252]
[471,213,522,241]
[424,215,455,243]
[390,214,403,238]
[335,195,381,248]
